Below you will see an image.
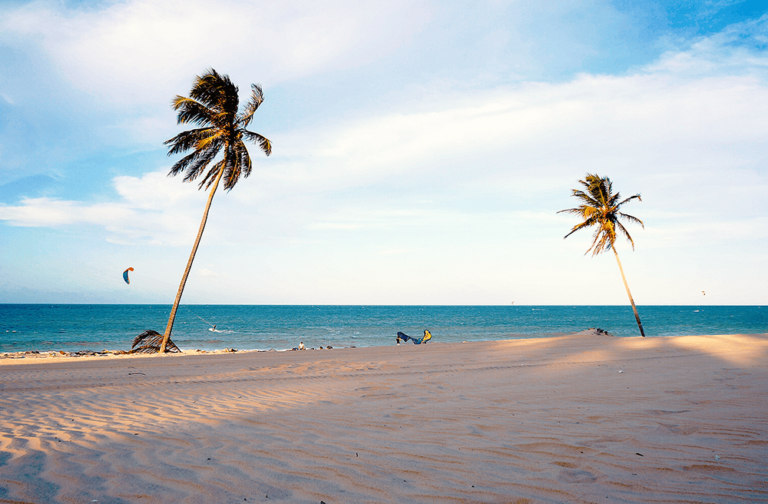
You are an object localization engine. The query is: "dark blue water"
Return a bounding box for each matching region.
[1,305,766,353]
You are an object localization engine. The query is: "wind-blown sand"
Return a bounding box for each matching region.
[1,333,767,503]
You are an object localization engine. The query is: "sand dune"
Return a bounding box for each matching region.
[1,333,767,503]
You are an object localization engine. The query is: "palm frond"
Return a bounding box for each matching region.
[168,143,220,179]
[243,130,272,155]
[615,220,636,249]
[198,158,226,190]
[608,190,622,208]
[619,211,644,228]
[617,194,642,208]
[195,130,225,152]
[571,189,600,209]
[223,144,240,191]
[563,215,599,239]
[181,143,223,183]
[235,139,253,179]
[189,69,239,111]
[239,84,265,127]
[586,175,611,207]
[164,128,217,155]
[131,330,181,354]
[172,97,215,126]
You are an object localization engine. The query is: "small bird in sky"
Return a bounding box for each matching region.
[702,291,706,295]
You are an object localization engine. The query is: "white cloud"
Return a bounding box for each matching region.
[197,268,222,278]
[0,170,209,245]
[1,0,431,107]
[261,50,768,233]
[648,13,768,76]
[3,31,768,247]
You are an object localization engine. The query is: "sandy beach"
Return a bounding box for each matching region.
[1,333,767,503]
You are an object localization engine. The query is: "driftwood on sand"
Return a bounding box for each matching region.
[131,330,181,354]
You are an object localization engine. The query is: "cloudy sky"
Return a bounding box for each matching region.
[1,0,766,305]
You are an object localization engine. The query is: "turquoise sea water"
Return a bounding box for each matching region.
[1,304,766,353]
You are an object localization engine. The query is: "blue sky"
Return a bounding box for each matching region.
[1,0,767,305]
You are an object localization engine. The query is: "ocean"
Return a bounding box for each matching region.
[1,304,767,354]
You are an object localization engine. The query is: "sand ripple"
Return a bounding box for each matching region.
[1,334,767,503]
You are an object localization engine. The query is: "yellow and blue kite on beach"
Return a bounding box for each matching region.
[123,267,134,284]
[397,330,432,345]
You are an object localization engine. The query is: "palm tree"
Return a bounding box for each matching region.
[558,174,646,336]
[158,69,272,353]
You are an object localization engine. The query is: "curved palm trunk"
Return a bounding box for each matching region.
[159,167,226,353]
[612,247,645,337]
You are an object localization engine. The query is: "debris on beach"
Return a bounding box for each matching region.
[67,350,111,357]
[0,352,27,359]
[1,349,117,359]
[130,330,181,354]
[571,327,614,337]
[1,336,190,359]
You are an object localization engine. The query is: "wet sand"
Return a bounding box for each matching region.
[1,333,767,503]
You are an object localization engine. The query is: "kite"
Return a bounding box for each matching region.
[123,267,134,284]
[396,330,433,345]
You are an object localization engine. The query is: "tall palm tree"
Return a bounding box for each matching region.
[159,69,272,353]
[558,174,646,336]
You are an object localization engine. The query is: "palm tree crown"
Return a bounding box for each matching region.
[558,174,643,255]
[165,68,272,190]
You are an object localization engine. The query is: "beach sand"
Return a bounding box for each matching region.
[1,333,767,503]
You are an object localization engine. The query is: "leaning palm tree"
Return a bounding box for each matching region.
[558,174,646,336]
[158,69,272,353]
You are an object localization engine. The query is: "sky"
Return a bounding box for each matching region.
[1,0,767,305]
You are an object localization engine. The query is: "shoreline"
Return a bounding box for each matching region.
[2,329,767,363]
[2,328,757,363]
[0,328,607,360]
